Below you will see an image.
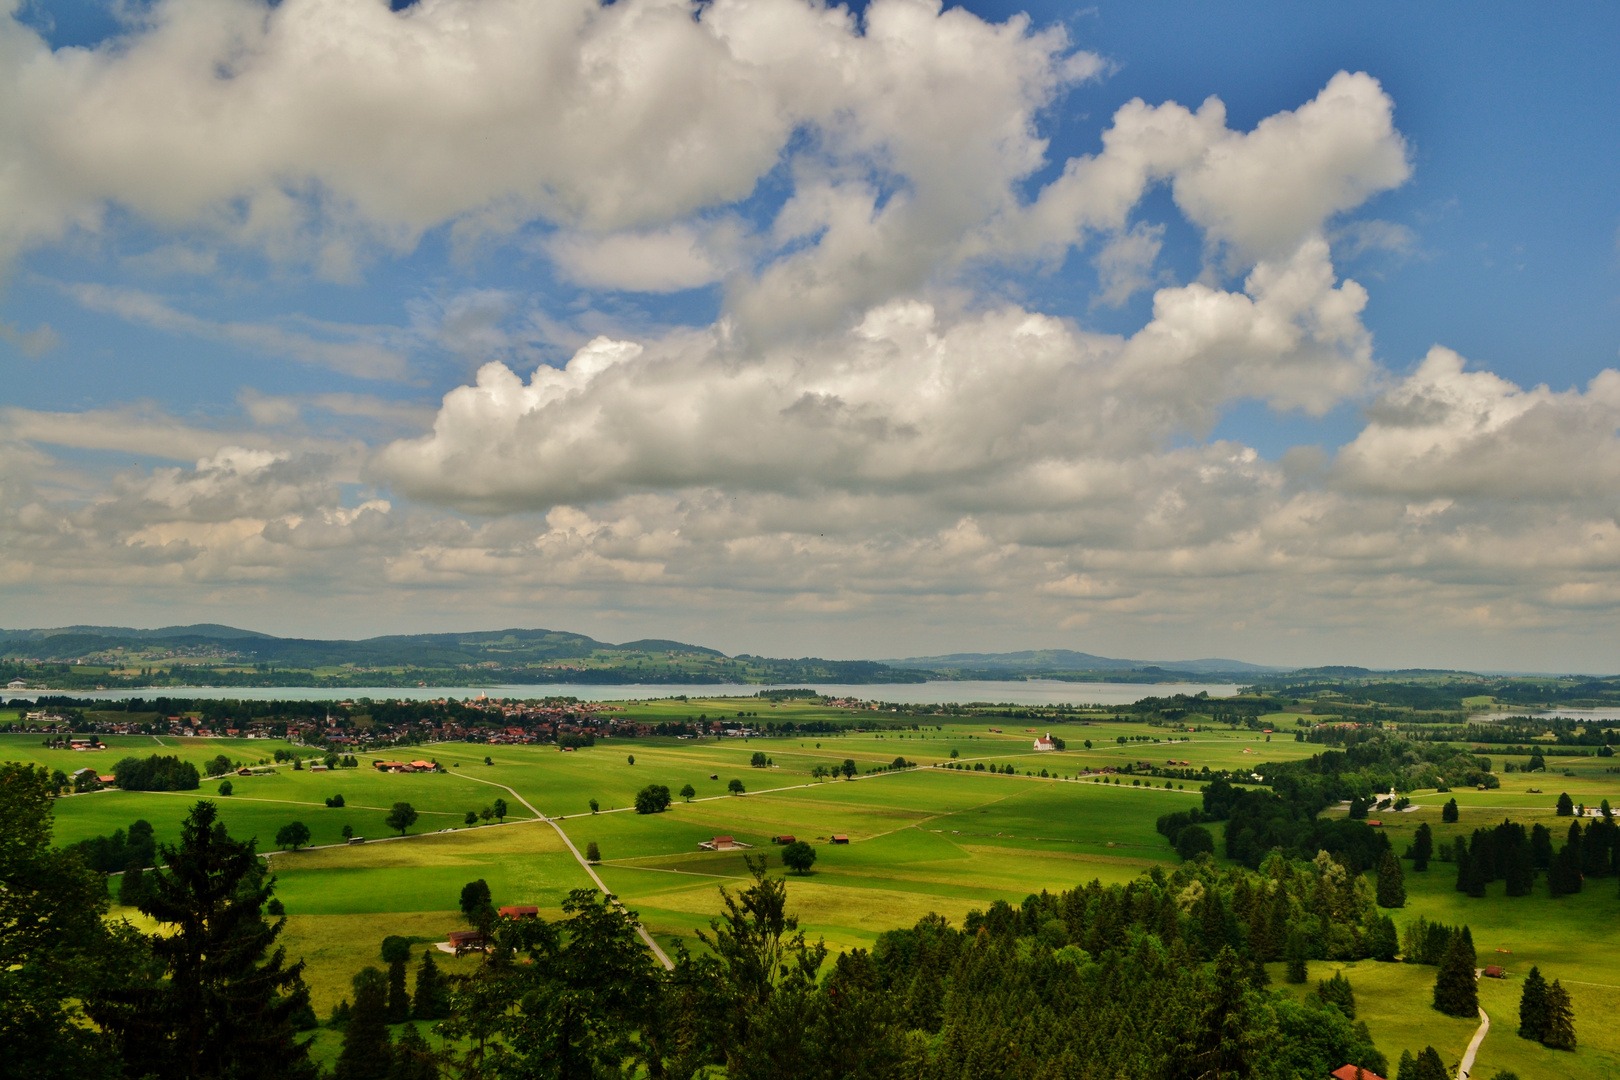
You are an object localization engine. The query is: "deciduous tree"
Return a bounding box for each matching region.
[386,803,418,835]
[275,821,311,851]
[780,840,816,875]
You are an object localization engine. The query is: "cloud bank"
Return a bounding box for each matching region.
[1,0,1613,667]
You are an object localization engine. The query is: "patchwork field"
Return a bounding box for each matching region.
[14,704,1618,1077]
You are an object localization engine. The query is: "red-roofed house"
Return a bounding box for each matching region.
[498,905,539,919]
[1331,1065,1386,1080]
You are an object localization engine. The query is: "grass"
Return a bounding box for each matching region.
[16,714,1618,1078]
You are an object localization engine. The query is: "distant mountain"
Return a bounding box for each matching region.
[883,649,1283,677]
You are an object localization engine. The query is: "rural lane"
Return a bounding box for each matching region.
[447,768,675,971]
[1456,1003,1489,1080]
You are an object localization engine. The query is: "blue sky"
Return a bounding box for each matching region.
[3,0,1619,670]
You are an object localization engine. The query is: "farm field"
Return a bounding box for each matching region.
[20,706,1619,1078]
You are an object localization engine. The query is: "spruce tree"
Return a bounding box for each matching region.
[1531,823,1554,869]
[118,862,148,908]
[1376,851,1406,908]
[1432,926,1478,1017]
[1395,1049,1416,1080]
[1412,823,1432,871]
[1317,971,1356,1019]
[412,950,448,1021]
[1556,792,1574,816]
[1442,798,1459,823]
[1284,927,1309,983]
[387,957,410,1023]
[334,967,393,1080]
[1369,915,1399,962]
[1516,965,1548,1040]
[1454,844,1473,893]
[389,1024,439,1080]
[1414,1046,1447,1080]
[1504,840,1534,896]
[92,800,318,1080]
[1542,979,1575,1050]
[1549,841,1583,896]
[1465,849,1486,898]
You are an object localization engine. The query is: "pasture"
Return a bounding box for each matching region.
[16,703,1619,1078]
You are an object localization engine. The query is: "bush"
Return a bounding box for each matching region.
[218,780,233,796]
[635,784,672,814]
[325,794,345,808]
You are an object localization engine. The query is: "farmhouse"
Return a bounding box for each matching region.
[1329,1066,1386,1080]
[771,835,796,844]
[830,834,849,844]
[698,836,751,851]
[6,677,25,690]
[445,930,486,955]
[498,905,539,919]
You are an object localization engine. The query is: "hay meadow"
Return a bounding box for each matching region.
[8,696,1618,1076]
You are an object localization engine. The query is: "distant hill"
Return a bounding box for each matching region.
[0,624,916,688]
[883,649,1283,678]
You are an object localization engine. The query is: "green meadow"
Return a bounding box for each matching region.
[14,702,1618,1076]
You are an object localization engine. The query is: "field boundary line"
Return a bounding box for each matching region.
[444,766,675,973]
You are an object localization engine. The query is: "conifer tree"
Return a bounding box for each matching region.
[118,862,148,908]
[1376,851,1406,907]
[1411,822,1432,871]
[1414,1046,1447,1080]
[334,967,393,1080]
[1556,792,1574,816]
[1453,844,1473,893]
[1432,926,1478,1018]
[389,1023,439,1080]
[1442,798,1459,823]
[1465,850,1487,898]
[1284,927,1308,983]
[1516,966,1548,1041]
[1530,823,1554,869]
[1395,1049,1416,1080]
[92,800,317,1080]
[1317,970,1356,1019]
[412,950,448,1021]
[1369,915,1399,962]
[1504,839,1534,896]
[387,956,410,1023]
[1549,840,1583,896]
[1542,979,1576,1050]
